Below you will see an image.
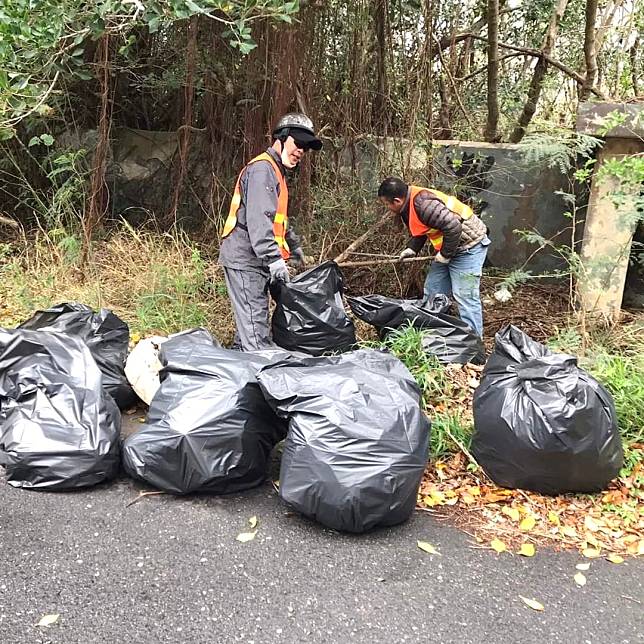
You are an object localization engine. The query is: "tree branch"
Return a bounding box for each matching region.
[468,34,608,99]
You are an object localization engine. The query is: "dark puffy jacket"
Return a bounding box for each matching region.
[403,190,487,259]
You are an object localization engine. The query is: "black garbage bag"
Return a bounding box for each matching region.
[122,328,289,495]
[19,302,137,409]
[0,329,121,490]
[257,349,430,533]
[471,325,623,495]
[347,294,485,365]
[271,261,356,356]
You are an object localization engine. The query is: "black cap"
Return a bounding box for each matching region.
[285,126,323,151]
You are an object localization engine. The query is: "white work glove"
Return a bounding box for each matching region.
[289,247,306,270]
[269,258,290,283]
[399,248,417,260]
[434,252,450,264]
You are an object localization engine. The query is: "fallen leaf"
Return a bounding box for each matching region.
[417,540,441,555]
[582,547,601,559]
[461,491,476,505]
[575,562,590,571]
[518,543,536,557]
[236,530,257,543]
[520,516,536,531]
[519,596,544,611]
[584,516,600,532]
[547,511,560,525]
[574,572,587,587]
[560,525,578,539]
[490,538,507,553]
[36,614,60,627]
[248,516,258,529]
[468,486,481,496]
[502,506,521,522]
[639,541,644,556]
[606,553,624,564]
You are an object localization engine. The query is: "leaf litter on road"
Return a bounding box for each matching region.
[417,451,643,558]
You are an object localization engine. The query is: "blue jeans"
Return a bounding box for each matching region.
[424,237,490,336]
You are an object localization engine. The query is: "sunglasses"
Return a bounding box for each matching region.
[292,138,311,151]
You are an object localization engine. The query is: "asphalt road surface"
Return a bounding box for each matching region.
[0,422,641,644]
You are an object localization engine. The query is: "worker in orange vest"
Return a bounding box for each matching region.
[219,113,322,350]
[378,177,490,336]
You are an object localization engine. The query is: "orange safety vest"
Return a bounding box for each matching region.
[221,152,290,260]
[407,186,474,252]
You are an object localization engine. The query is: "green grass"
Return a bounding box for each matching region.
[365,324,474,459]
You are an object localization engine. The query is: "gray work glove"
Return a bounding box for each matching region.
[269,258,290,283]
[399,248,417,260]
[289,247,306,270]
[434,252,450,264]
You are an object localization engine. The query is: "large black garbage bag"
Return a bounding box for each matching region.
[257,349,430,533]
[19,302,137,409]
[347,294,485,365]
[271,261,356,356]
[471,325,623,495]
[0,329,121,490]
[122,328,288,495]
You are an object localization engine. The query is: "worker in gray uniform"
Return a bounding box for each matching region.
[219,113,322,350]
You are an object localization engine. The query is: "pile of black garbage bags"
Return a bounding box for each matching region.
[0,265,624,533]
[0,297,430,533]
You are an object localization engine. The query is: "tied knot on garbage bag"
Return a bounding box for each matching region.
[471,325,623,495]
[347,293,485,365]
[122,328,290,495]
[270,261,356,356]
[0,328,121,490]
[257,349,430,533]
[19,302,138,409]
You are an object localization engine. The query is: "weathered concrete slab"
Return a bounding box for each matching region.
[576,102,644,139]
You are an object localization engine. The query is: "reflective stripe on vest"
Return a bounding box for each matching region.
[407,186,474,252]
[221,152,290,260]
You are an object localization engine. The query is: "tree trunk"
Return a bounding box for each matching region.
[485,0,500,142]
[372,0,389,129]
[509,0,569,143]
[83,33,112,266]
[630,37,640,96]
[579,0,599,101]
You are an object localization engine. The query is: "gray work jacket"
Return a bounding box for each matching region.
[218,147,301,273]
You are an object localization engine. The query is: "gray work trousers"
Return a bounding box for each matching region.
[223,267,275,351]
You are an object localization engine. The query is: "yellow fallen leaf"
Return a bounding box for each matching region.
[518,543,536,557]
[519,596,544,611]
[548,511,560,525]
[490,538,507,553]
[468,486,481,496]
[417,540,441,555]
[130,332,142,344]
[36,614,60,627]
[576,562,590,571]
[584,516,600,532]
[639,540,644,556]
[249,516,258,529]
[461,492,476,505]
[445,497,459,506]
[574,572,587,587]
[520,516,536,531]
[582,547,601,559]
[560,525,578,538]
[502,506,521,522]
[606,553,624,564]
[236,530,257,543]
